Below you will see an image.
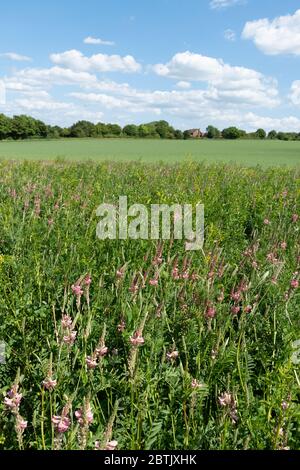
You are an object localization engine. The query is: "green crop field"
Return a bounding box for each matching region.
[0,159,300,450]
[0,138,300,166]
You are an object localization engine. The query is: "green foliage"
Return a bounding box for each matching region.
[206,125,221,139]
[222,127,243,140]
[0,160,299,450]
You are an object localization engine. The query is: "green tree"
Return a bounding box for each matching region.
[138,124,151,138]
[69,121,96,138]
[268,130,277,140]
[222,127,241,140]
[255,128,266,140]
[123,124,138,137]
[174,129,183,139]
[106,124,122,137]
[0,114,12,139]
[277,132,289,141]
[206,125,221,139]
[11,115,37,139]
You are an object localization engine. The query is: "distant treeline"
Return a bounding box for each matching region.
[0,113,299,141]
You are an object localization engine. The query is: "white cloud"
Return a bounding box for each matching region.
[70,92,130,109]
[242,9,300,55]
[176,81,191,89]
[289,80,300,105]
[84,36,115,46]
[5,66,98,89]
[0,80,6,105]
[15,98,72,112]
[50,49,141,73]
[153,51,279,107]
[0,52,32,62]
[224,29,236,41]
[210,0,245,10]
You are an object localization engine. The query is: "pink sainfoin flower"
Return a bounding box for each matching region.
[205,305,216,319]
[4,385,22,411]
[75,404,93,426]
[105,440,118,451]
[231,306,241,315]
[149,278,158,286]
[16,416,27,432]
[244,305,253,313]
[291,279,299,289]
[264,219,270,225]
[52,403,71,433]
[52,415,70,433]
[95,346,108,357]
[280,241,287,250]
[61,314,73,329]
[130,331,145,346]
[281,401,289,410]
[166,350,179,360]
[267,252,278,264]
[231,291,241,302]
[63,331,77,345]
[191,379,204,389]
[86,355,98,369]
[117,319,126,332]
[71,284,83,296]
[84,275,92,286]
[292,214,299,223]
[218,392,235,407]
[42,377,57,391]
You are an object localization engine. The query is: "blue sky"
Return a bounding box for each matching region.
[1,0,300,131]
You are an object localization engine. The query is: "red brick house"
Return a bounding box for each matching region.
[186,128,203,138]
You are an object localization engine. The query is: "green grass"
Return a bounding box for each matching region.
[0,160,299,450]
[0,138,300,166]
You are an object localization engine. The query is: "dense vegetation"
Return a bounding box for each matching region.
[1,113,300,141]
[0,160,299,450]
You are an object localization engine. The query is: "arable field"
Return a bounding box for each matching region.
[0,139,300,166]
[0,159,299,450]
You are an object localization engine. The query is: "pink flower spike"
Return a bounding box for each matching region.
[231,306,241,315]
[63,331,77,345]
[16,417,27,431]
[96,346,108,357]
[71,284,83,296]
[291,279,299,289]
[166,350,179,360]
[86,356,98,369]
[205,306,216,319]
[231,291,241,302]
[52,415,70,433]
[61,314,73,329]
[75,405,93,426]
[84,275,92,286]
[130,333,145,346]
[105,440,118,451]
[42,377,57,391]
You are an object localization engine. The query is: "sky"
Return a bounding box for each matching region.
[1,0,300,131]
